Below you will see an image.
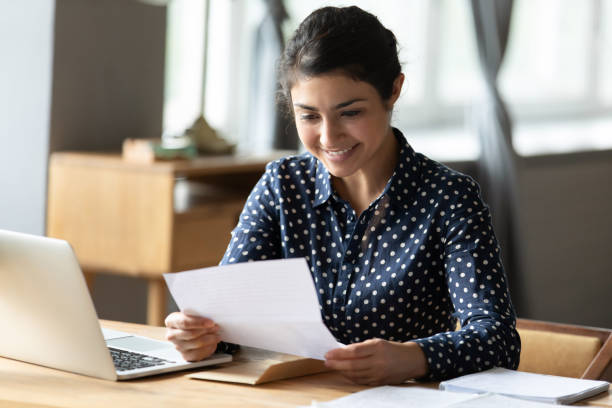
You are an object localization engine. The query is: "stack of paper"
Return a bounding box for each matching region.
[439,367,610,405]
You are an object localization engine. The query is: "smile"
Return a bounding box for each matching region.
[324,145,356,156]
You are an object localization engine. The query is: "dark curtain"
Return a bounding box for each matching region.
[470,0,524,313]
[248,0,298,151]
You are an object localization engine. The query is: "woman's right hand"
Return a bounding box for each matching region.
[165,312,221,362]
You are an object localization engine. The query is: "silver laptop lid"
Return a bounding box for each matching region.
[0,229,117,380]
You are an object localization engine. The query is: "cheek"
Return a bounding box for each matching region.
[296,123,317,148]
[352,112,390,139]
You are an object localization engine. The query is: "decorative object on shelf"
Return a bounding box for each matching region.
[185,115,235,155]
[122,115,233,163]
[122,137,197,163]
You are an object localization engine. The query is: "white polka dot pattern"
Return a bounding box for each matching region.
[220,129,521,380]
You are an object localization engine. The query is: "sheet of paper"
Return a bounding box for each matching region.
[164,258,344,360]
[304,386,561,408]
[304,386,478,408]
[448,393,569,408]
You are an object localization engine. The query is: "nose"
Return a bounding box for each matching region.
[320,117,341,148]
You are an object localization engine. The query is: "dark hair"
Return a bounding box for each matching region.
[278,6,401,114]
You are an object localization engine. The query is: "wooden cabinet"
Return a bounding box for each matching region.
[46,151,286,325]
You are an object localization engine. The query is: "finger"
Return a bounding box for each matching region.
[180,343,219,362]
[325,355,372,372]
[165,312,215,330]
[325,340,379,360]
[165,323,218,342]
[336,368,378,385]
[173,333,221,353]
[165,325,219,342]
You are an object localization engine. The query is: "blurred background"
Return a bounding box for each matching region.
[1,0,611,328]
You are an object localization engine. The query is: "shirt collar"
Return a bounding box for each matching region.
[384,128,422,210]
[312,128,422,209]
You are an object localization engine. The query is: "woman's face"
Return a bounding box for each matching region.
[290,72,403,179]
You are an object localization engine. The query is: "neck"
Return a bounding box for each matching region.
[333,130,398,216]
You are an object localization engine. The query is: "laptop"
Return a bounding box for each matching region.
[0,229,232,380]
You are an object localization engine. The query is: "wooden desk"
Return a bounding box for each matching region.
[46,152,287,325]
[0,321,610,408]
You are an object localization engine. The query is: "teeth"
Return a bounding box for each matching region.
[326,146,353,156]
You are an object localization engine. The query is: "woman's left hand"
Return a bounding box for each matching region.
[324,339,429,386]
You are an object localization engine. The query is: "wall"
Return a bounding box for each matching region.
[0,0,55,235]
[517,150,612,328]
[49,0,166,152]
[451,154,612,328]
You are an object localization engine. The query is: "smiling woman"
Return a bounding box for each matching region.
[289,73,403,214]
[164,5,521,385]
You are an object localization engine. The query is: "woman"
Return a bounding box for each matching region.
[165,6,521,384]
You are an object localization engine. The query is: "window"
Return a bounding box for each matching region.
[163,0,206,137]
[501,0,612,155]
[164,0,612,161]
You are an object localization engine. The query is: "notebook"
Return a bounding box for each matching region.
[439,367,610,405]
[0,229,232,380]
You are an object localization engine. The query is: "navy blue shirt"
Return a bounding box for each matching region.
[221,129,521,380]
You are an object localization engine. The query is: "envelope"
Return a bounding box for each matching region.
[188,346,330,385]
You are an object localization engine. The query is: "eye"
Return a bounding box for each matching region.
[299,113,319,121]
[341,110,361,118]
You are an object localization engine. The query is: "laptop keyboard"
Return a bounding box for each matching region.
[109,347,173,372]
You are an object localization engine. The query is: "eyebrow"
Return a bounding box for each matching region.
[293,98,366,111]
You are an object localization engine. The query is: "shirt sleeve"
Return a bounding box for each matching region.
[413,177,521,381]
[220,162,282,265]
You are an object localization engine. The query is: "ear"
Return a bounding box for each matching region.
[387,73,405,109]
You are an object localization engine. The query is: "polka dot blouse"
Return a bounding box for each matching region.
[220,129,521,381]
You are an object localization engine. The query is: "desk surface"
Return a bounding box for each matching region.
[0,320,610,408]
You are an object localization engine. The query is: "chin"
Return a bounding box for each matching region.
[324,163,358,179]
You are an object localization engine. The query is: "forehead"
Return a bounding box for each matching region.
[290,72,379,105]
